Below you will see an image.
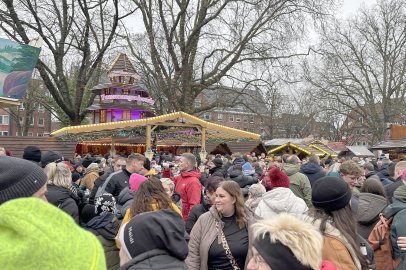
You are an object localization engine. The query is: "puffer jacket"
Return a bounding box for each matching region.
[281,163,313,208]
[300,162,326,186]
[84,213,120,270]
[186,206,255,270]
[46,184,79,223]
[117,187,134,219]
[228,169,258,196]
[255,187,308,219]
[356,193,388,239]
[120,249,188,270]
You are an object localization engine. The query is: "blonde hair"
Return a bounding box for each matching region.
[45,162,72,188]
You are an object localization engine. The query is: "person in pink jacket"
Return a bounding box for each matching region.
[173,153,202,222]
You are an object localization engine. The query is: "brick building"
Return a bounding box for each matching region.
[194,86,270,137]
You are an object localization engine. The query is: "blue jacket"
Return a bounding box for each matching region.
[300,162,326,186]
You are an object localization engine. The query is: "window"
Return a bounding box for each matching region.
[362,141,366,146]
[19,117,23,125]
[38,104,45,112]
[37,133,44,137]
[0,115,9,125]
[260,118,264,124]
[123,110,131,120]
[16,132,21,136]
[28,132,33,136]
[100,110,107,123]
[359,117,364,123]
[0,131,8,136]
[235,116,241,122]
[122,89,129,95]
[249,116,254,123]
[243,116,248,123]
[194,100,201,108]
[18,104,24,111]
[38,118,44,127]
[229,115,234,122]
[103,88,111,95]
[217,113,223,121]
[203,113,211,120]
[30,117,34,126]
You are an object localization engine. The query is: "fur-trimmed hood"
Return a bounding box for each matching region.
[251,213,323,270]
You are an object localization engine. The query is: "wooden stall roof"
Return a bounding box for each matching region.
[0,136,77,159]
[309,140,338,157]
[51,111,261,141]
[0,97,20,106]
[268,142,324,156]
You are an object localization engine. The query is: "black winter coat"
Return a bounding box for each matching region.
[46,184,79,223]
[105,169,132,199]
[185,199,210,234]
[84,213,120,270]
[200,166,225,186]
[120,249,188,270]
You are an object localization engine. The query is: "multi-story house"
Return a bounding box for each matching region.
[195,86,271,138]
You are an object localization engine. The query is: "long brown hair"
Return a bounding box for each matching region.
[130,177,173,216]
[360,178,387,199]
[217,181,247,229]
[310,204,368,269]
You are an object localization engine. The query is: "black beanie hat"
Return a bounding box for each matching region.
[81,156,94,169]
[71,172,81,182]
[312,176,352,212]
[212,158,223,167]
[22,146,42,163]
[0,156,47,204]
[120,209,188,260]
[41,150,63,168]
[254,235,313,270]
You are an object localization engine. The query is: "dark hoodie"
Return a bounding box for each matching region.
[117,187,134,219]
[384,185,406,260]
[84,213,120,270]
[356,193,389,239]
[300,162,326,186]
[376,165,393,186]
[120,209,188,270]
[228,169,258,197]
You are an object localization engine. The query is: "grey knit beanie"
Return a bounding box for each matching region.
[0,157,47,204]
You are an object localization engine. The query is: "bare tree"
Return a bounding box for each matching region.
[0,0,136,124]
[305,0,406,144]
[125,0,335,115]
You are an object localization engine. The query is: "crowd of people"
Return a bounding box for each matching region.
[1,145,406,270]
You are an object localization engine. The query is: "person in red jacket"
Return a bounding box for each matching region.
[173,153,202,222]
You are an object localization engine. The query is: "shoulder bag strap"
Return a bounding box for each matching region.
[215,220,241,270]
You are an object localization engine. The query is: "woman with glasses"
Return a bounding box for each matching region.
[44,161,80,223]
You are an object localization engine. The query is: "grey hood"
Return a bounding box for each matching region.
[356,193,388,225]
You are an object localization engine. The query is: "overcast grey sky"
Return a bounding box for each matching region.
[340,0,377,17]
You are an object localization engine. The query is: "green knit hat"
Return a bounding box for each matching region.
[0,198,106,270]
